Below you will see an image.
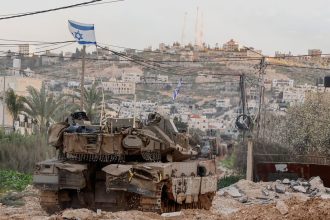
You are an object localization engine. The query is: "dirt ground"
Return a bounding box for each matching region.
[1,184,330,220]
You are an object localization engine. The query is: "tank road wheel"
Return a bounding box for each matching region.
[40,191,61,214]
[127,193,141,209]
[198,192,215,210]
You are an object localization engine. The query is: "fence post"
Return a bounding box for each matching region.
[246,139,253,181]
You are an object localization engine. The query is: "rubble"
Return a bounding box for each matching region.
[223,186,242,198]
[275,184,286,193]
[275,200,288,215]
[309,176,326,193]
[1,176,330,219]
[282,178,290,184]
[292,185,307,193]
[262,189,269,196]
[238,196,248,203]
[161,211,183,219]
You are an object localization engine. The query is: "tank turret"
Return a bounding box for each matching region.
[48,112,197,162]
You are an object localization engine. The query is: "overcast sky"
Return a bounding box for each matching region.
[1,0,330,55]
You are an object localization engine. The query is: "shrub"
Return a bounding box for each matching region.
[217,175,245,190]
[0,170,32,191]
[0,130,55,173]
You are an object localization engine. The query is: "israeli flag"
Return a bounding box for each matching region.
[68,20,96,45]
[172,78,183,101]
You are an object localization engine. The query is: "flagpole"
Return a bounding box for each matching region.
[80,45,86,110]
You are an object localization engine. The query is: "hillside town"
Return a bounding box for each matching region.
[0,39,329,137]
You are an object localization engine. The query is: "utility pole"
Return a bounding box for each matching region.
[256,57,267,138]
[80,45,86,111]
[246,57,267,181]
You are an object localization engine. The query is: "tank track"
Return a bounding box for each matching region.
[40,191,61,214]
[138,183,215,213]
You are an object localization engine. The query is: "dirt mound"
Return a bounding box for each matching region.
[0,186,47,220]
[229,197,330,220]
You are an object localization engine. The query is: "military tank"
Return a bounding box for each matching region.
[33,112,217,213]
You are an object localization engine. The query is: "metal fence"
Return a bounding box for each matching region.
[254,154,330,166]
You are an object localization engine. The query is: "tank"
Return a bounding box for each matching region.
[34,112,217,213]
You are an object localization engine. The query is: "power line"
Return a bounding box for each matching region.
[0,38,74,44]
[33,42,75,54]
[0,0,124,21]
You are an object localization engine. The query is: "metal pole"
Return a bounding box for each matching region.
[80,45,86,111]
[2,75,5,128]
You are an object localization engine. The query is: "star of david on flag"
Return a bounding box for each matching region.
[68,20,96,45]
[172,78,183,101]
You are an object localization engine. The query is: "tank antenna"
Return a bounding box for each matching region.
[133,83,136,128]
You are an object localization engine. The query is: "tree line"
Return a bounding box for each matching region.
[3,83,103,134]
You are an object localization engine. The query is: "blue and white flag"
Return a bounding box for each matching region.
[172,78,183,101]
[68,20,96,45]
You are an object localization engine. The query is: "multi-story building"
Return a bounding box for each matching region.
[308,49,322,57]
[0,76,42,130]
[223,39,239,52]
[121,72,143,83]
[282,88,306,104]
[144,74,168,83]
[18,44,29,56]
[275,51,292,58]
[188,114,208,131]
[102,78,135,95]
[272,79,294,88]
[0,76,43,97]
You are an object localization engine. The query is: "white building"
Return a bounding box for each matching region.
[202,108,217,115]
[68,81,80,88]
[144,74,168,83]
[272,79,294,88]
[12,58,21,76]
[64,52,73,61]
[157,104,171,116]
[102,78,135,95]
[282,89,305,104]
[188,114,208,131]
[216,98,231,108]
[156,74,168,83]
[122,72,143,83]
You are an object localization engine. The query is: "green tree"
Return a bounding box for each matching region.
[4,88,25,128]
[23,84,63,133]
[82,83,103,123]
